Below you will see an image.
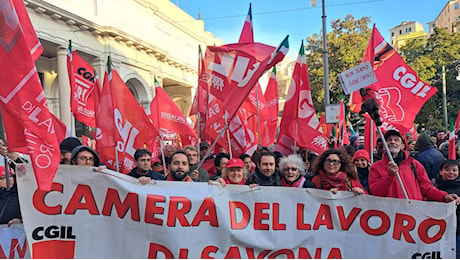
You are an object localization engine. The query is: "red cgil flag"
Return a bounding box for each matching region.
[67,41,100,128]
[96,57,159,173]
[204,36,289,125]
[0,0,60,190]
[350,25,437,134]
[260,67,279,146]
[274,41,328,156]
[149,77,197,148]
[338,98,350,146]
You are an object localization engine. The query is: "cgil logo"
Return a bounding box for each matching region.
[411,251,442,259]
[32,226,76,241]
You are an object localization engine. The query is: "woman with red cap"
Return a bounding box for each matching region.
[352,150,371,194]
[210,158,258,188]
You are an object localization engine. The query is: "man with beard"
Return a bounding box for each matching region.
[167,151,193,182]
[247,151,280,186]
[128,149,165,185]
[369,130,459,203]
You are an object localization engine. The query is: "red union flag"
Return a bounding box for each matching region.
[149,77,197,148]
[205,36,289,123]
[0,0,60,190]
[350,25,437,133]
[67,41,99,127]
[96,58,159,173]
[275,41,328,155]
[260,67,279,146]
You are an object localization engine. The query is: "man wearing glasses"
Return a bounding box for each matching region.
[70,145,100,166]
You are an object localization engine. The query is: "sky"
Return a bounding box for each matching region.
[172,0,447,57]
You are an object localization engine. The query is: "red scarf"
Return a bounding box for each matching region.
[317,170,349,191]
[224,178,246,185]
[280,176,305,188]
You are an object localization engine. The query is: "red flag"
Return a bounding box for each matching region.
[204,36,289,124]
[319,112,332,139]
[364,117,376,158]
[260,67,279,146]
[96,58,159,173]
[67,41,99,127]
[274,41,328,155]
[0,0,60,190]
[449,120,456,160]
[350,25,437,133]
[11,0,43,60]
[238,3,254,43]
[149,77,197,148]
[455,107,460,133]
[190,46,212,143]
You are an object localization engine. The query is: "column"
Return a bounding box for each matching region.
[56,45,74,135]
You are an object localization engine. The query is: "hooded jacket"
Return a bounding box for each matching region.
[369,150,447,201]
[413,133,445,180]
[70,145,100,166]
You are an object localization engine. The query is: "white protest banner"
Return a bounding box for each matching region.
[339,61,377,95]
[0,224,30,258]
[16,164,456,258]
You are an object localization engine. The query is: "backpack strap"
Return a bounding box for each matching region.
[410,161,417,179]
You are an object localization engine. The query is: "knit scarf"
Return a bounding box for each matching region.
[281,175,305,188]
[225,178,246,185]
[317,170,348,191]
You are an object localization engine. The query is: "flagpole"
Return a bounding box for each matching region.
[196,46,202,163]
[256,85,262,146]
[376,127,409,200]
[197,111,201,163]
[225,114,232,158]
[196,122,230,169]
[370,120,374,164]
[115,147,119,172]
[154,77,168,176]
[159,137,168,176]
[0,109,10,191]
[294,120,298,154]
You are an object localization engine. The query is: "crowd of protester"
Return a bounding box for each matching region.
[0,128,460,256]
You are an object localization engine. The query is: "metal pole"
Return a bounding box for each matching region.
[196,122,230,170]
[256,85,262,146]
[322,0,330,106]
[442,65,448,129]
[376,127,409,200]
[370,120,374,164]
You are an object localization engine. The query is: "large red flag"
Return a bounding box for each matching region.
[260,67,279,146]
[149,77,197,148]
[204,36,289,124]
[67,41,100,127]
[0,0,60,190]
[350,25,437,134]
[190,46,212,143]
[96,58,159,173]
[275,41,328,156]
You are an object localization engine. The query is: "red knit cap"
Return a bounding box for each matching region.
[352,150,370,163]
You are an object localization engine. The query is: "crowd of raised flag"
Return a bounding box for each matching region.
[2,0,460,257]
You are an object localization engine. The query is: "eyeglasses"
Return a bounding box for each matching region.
[325,159,341,165]
[283,167,298,172]
[77,156,94,163]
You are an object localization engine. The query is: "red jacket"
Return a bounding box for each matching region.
[369,150,447,201]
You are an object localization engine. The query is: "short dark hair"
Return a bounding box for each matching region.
[239,153,251,161]
[134,148,151,161]
[214,153,230,167]
[169,150,189,165]
[257,151,276,165]
[439,159,459,171]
